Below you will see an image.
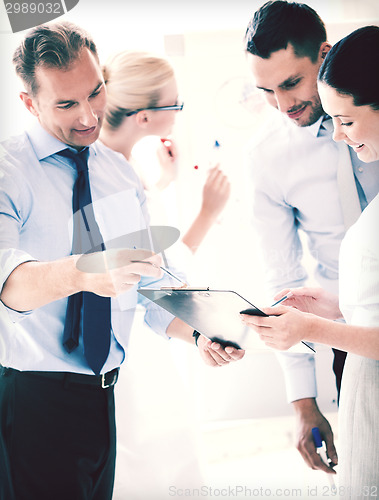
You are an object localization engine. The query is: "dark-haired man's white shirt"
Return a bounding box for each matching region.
[246,112,379,402]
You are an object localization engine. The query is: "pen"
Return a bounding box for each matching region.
[271,292,315,352]
[270,291,293,307]
[160,138,173,157]
[131,260,187,286]
[210,139,221,166]
[312,427,337,492]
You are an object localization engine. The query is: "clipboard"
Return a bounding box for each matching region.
[137,288,314,353]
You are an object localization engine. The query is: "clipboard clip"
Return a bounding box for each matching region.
[160,286,210,291]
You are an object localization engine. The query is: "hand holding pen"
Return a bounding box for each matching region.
[272,287,343,321]
[312,427,337,491]
[74,251,164,299]
[240,292,315,352]
[155,137,178,191]
[131,259,187,287]
[160,138,175,158]
[271,291,294,306]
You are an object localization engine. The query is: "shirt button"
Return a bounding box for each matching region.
[358,167,364,172]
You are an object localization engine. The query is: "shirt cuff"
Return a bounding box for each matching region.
[0,300,33,323]
[0,249,36,285]
[275,352,317,403]
[143,301,175,340]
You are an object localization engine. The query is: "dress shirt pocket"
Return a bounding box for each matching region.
[91,189,148,247]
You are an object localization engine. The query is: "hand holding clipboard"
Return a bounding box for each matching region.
[138,287,314,353]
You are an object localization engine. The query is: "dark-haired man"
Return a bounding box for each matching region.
[0,21,243,499]
[244,0,379,475]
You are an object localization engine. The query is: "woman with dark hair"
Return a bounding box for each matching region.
[242,25,379,497]
[318,25,379,112]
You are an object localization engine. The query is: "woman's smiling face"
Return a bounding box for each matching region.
[318,81,379,163]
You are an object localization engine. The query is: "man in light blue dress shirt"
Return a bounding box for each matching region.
[244,0,379,477]
[0,21,244,500]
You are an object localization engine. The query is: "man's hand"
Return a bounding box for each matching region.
[82,253,163,298]
[197,335,245,367]
[0,250,163,312]
[293,398,338,474]
[166,319,245,366]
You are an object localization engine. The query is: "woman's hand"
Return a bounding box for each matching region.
[155,137,178,190]
[273,287,342,320]
[241,305,315,350]
[200,166,231,221]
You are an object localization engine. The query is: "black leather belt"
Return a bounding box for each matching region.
[0,366,119,389]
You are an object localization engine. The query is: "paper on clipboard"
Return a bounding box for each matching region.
[137,288,314,353]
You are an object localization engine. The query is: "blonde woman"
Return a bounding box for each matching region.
[100,51,233,498]
[100,50,230,254]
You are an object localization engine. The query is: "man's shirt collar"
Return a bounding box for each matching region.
[286,113,326,138]
[26,122,67,160]
[26,122,97,160]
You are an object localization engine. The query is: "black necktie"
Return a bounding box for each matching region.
[58,148,111,375]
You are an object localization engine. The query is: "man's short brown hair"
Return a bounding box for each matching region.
[13,21,98,96]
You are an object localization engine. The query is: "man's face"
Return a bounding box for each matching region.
[24,48,106,149]
[247,43,329,127]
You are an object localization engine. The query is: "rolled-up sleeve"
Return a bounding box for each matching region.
[137,258,187,339]
[0,249,36,322]
[0,154,38,321]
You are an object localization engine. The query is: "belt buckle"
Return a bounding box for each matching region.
[101,369,119,389]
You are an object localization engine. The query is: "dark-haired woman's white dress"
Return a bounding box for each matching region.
[338,193,379,499]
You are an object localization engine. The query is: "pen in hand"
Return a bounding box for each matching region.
[271,292,315,352]
[161,138,173,157]
[130,260,187,286]
[312,427,337,491]
[271,291,293,307]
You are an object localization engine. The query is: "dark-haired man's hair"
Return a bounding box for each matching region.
[13,21,98,96]
[318,25,379,111]
[245,0,327,62]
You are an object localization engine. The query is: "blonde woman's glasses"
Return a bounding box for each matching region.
[125,101,184,117]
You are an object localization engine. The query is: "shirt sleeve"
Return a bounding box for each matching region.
[247,151,308,297]
[0,155,38,321]
[137,265,186,340]
[247,142,317,401]
[275,351,317,402]
[339,194,379,328]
